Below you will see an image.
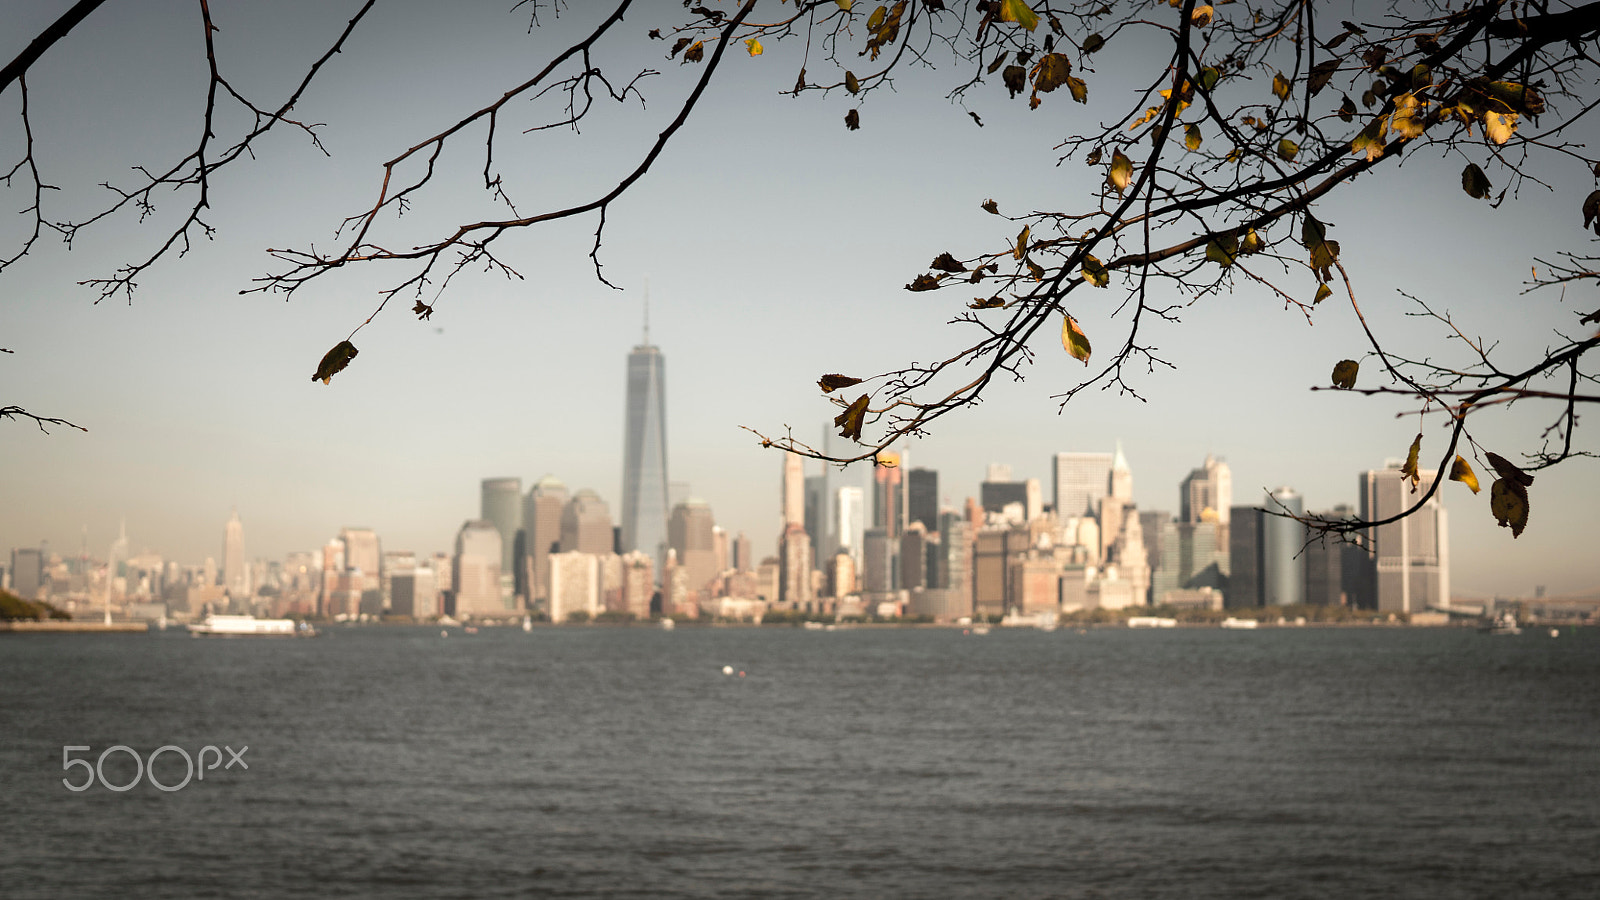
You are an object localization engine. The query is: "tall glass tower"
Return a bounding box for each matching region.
[621,294,668,575]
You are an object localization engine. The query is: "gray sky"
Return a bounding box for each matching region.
[2,0,1596,597]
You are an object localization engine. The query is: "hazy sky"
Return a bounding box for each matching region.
[2,1,1595,597]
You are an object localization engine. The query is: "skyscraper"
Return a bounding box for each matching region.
[1180,455,1233,524]
[908,468,939,533]
[480,477,522,574]
[561,489,615,555]
[669,498,718,598]
[1262,487,1306,606]
[1053,452,1114,519]
[873,452,903,538]
[621,298,669,574]
[1358,464,1449,613]
[453,520,502,618]
[222,508,246,599]
[523,475,568,607]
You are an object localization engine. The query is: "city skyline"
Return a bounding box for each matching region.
[1,4,1593,598]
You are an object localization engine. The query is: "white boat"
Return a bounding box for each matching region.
[1481,609,1521,635]
[188,614,304,637]
[971,624,990,635]
[1220,617,1259,630]
[1128,616,1178,629]
[803,621,826,630]
[521,615,533,633]
[660,617,675,630]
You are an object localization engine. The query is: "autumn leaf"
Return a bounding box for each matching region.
[1314,283,1332,304]
[1449,455,1480,494]
[835,0,852,8]
[1307,59,1339,96]
[1061,314,1091,364]
[845,108,860,130]
[1400,433,1423,492]
[1389,93,1425,139]
[818,374,863,393]
[930,252,965,273]
[981,198,1000,215]
[1272,72,1291,101]
[1583,190,1600,235]
[1012,225,1030,260]
[867,4,886,31]
[1191,5,1214,27]
[1351,115,1389,161]
[1082,33,1105,54]
[1066,76,1088,103]
[1337,94,1356,122]
[845,71,860,94]
[1003,64,1027,97]
[906,274,941,291]
[1032,53,1072,94]
[834,393,870,441]
[1490,478,1530,537]
[1197,67,1221,91]
[1485,451,1535,487]
[1080,254,1109,287]
[412,300,434,321]
[1206,233,1238,268]
[312,340,359,385]
[1330,359,1358,389]
[1276,138,1300,161]
[1484,111,1517,144]
[998,0,1040,31]
[745,38,763,56]
[1184,124,1202,151]
[1302,215,1340,282]
[969,296,1006,309]
[1461,164,1492,200]
[683,41,705,63]
[669,38,691,58]
[1108,150,1133,194]
[1239,228,1264,254]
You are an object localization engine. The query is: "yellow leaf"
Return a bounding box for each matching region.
[1080,254,1109,287]
[1239,228,1264,254]
[1184,124,1202,151]
[1276,138,1300,161]
[1206,233,1238,268]
[1314,283,1332,304]
[1013,225,1030,260]
[835,0,852,8]
[833,393,870,441]
[1390,93,1425,139]
[1032,53,1072,93]
[1351,115,1389,161]
[745,38,763,56]
[1062,314,1092,364]
[1330,359,1358,389]
[1191,5,1214,26]
[683,41,704,63]
[1272,72,1291,101]
[1485,111,1518,144]
[998,0,1040,30]
[1066,76,1088,104]
[867,4,886,31]
[1401,433,1422,492]
[1108,150,1133,194]
[845,71,860,94]
[1490,478,1530,537]
[1449,455,1480,494]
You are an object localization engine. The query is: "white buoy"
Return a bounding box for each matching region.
[1551,628,1560,638]
[441,630,448,638]
[722,665,734,675]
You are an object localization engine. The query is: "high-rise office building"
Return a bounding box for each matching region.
[561,489,615,555]
[339,527,382,594]
[1053,452,1114,519]
[1228,506,1263,607]
[1359,464,1449,613]
[900,522,928,592]
[453,520,502,617]
[222,509,246,599]
[523,475,568,605]
[548,551,599,622]
[1109,441,1133,502]
[8,548,43,599]
[669,498,718,598]
[834,486,865,563]
[1304,504,1353,606]
[621,303,669,573]
[908,468,939,534]
[480,477,522,574]
[1180,455,1233,524]
[872,452,903,538]
[782,452,805,528]
[1262,487,1306,606]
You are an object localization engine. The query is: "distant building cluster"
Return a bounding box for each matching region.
[3,311,1456,624]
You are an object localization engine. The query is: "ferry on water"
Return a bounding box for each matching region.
[188,614,314,637]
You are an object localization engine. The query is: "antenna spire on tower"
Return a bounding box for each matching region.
[642,277,651,346]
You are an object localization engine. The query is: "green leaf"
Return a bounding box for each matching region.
[312,341,359,385]
[1461,164,1492,200]
[998,0,1040,30]
[1184,123,1202,151]
[1062,314,1092,364]
[1330,359,1358,389]
[1198,67,1221,92]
